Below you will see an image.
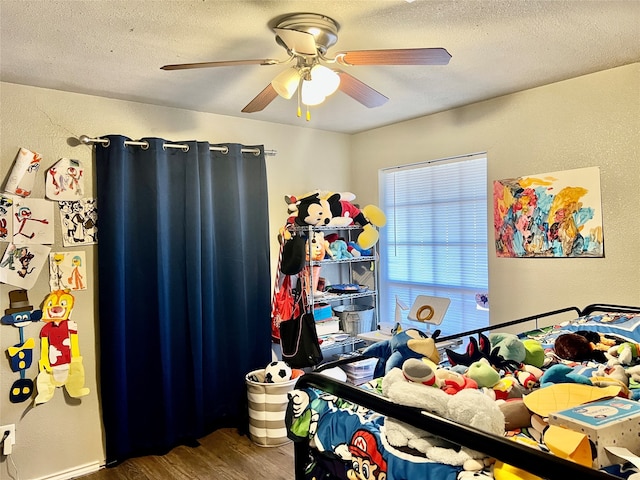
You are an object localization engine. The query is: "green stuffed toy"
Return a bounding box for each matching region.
[363,328,441,378]
[489,332,526,364]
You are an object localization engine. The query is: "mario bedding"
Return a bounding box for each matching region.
[286,383,463,480]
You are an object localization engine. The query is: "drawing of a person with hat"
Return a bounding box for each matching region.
[1,289,42,403]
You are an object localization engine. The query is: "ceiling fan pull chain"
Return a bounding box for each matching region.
[306,105,311,122]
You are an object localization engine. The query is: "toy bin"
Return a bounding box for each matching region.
[245,368,299,447]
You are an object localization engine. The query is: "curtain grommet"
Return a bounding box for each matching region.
[141,141,149,150]
[221,146,229,154]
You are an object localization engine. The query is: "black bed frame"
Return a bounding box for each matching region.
[293,303,640,480]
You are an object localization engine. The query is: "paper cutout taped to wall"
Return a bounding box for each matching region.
[0,243,51,289]
[4,148,42,197]
[35,289,90,404]
[1,289,42,403]
[58,199,97,246]
[49,251,87,291]
[46,158,84,200]
[0,195,14,241]
[12,198,54,245]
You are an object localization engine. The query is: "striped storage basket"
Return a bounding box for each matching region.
[245,368,297,447]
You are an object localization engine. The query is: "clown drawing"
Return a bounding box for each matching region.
[35,289,89,404]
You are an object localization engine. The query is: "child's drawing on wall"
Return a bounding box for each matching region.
[0,195,14,241]
[0,243,51,289]
[49,251,87,291]
[12,198,54,245]
[45,158,85,201]
[58,199,98,246]
[4,147,42,198]
[494,166,603,258]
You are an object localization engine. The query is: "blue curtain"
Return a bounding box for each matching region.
[95,135,272,465]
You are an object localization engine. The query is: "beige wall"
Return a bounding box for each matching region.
[0,82,350,480]
[1,62,639,479]
[351,62,640,326]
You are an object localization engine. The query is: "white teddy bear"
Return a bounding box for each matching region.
[381,361,505,471]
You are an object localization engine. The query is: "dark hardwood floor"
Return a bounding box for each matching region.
[75,428,295,480]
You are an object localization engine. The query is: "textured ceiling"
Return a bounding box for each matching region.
[1,0,639,134]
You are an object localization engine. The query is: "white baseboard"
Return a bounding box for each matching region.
[32,461,102,480]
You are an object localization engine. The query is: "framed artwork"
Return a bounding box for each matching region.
[494,166,603,258]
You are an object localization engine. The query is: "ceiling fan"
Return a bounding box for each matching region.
[161,13,451,118]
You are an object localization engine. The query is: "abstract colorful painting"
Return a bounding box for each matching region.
[494,167,603,258]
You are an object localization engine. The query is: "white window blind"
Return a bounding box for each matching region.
[378,154,489,337]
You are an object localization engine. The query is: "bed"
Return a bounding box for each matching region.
[286,303,640,480]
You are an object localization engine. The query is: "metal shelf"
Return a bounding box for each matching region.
[313,289,377,304]
[310,255,376,266]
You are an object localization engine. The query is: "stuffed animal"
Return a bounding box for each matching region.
[553,332,607,363]
[328,239,352,260]
[347,241,372,257]
[363,328,441,378]
[446,333,490,367]
[293,192,386,249]
[489,333,526,365]
[522,339,545,368]
[465,359,525,400]
[539,364,592,388]
[382,362,505,469]
[285,190,356,219]
[306,231,329,261]
[447,332,522,373]
[402,357,479,394]
[606,341,640,366]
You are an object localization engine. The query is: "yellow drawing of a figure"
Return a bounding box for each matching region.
[35,289,89,404]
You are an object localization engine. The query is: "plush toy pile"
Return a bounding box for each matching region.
[284,190,386,250]
[381,359,505,471]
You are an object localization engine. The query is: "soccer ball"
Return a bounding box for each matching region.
[264,361,292,383]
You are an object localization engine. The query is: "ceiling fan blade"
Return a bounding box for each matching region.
[336,48,451,66]
[274,28,317,56]
[241,84,279,113]
[161,59,279,70]
[335,70,388,108]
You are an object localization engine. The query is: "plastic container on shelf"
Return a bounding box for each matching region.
[338,355,378,385]
[333,304,374,336]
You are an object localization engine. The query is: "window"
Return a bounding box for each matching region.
[378,153,488,337]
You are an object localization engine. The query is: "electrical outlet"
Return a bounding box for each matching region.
[1,424,16,455]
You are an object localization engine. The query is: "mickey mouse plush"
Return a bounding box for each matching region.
[294,192,386,249]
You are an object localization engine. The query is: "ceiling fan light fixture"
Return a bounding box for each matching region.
[301,79,326,106]
[310,65,340,96]
[271,67,300,99]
